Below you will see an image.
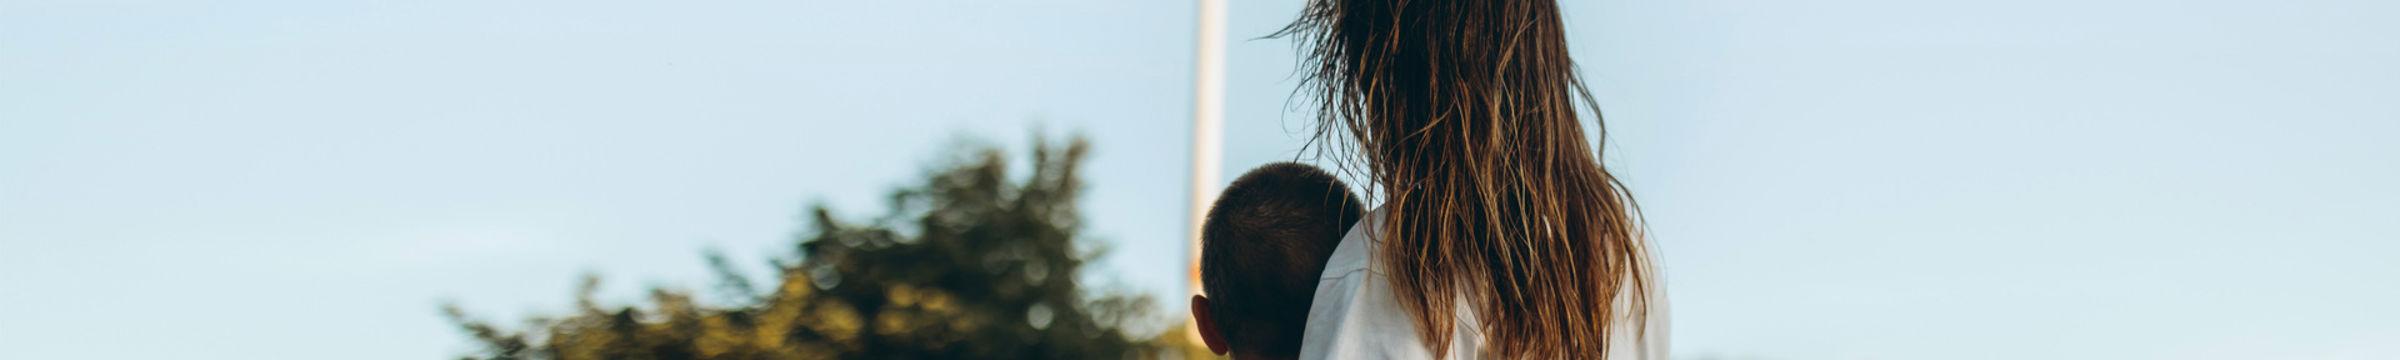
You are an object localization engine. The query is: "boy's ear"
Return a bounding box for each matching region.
[1190,295,1229,355]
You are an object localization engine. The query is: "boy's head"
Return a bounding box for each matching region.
[1191,162,1364,359]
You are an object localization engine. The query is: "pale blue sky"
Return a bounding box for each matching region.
[3,0,2396,359]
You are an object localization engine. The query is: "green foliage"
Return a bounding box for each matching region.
[444,135,1213,359]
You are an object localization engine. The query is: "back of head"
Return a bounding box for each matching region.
[1279,0,1655,358]
[1200,162,1365,358]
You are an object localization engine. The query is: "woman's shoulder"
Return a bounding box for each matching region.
[1301,207,1458,359]
[1301,206,1670,360]
[1315,207,1382,280]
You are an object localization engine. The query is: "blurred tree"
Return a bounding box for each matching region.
[444,135,1216,359]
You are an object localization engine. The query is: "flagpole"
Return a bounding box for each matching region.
[1186,0,1227,323]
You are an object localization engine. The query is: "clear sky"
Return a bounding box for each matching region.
[3,0,2395,359]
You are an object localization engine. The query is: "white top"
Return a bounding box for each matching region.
[1299,209,1670,360]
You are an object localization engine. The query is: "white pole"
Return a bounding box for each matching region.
[1187,0,1228,328]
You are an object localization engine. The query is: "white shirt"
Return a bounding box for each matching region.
[1299,209,1670,360]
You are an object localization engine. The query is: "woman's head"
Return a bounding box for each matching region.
[1280,0,1653,358]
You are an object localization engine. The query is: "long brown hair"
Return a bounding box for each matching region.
[1278,0,1654,358]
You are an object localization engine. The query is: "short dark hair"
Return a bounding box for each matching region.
[1200,162,1365,357]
